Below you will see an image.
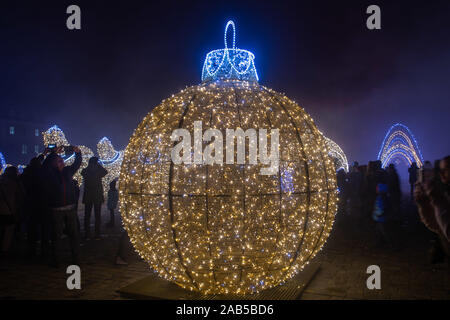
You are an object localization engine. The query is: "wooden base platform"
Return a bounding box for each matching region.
[118,263,320,300]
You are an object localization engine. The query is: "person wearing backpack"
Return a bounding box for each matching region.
[42,146,82,267]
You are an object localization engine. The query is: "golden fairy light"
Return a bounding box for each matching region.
[119,21,337,295]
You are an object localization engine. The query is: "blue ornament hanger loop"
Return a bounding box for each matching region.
[224,20,236,50]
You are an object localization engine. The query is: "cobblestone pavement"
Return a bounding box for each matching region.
[0,199,449,300]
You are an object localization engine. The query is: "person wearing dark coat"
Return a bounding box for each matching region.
[72,178,81,234]
[363,161,378,216]
[0,166,25,256]
[387,163,401,220]
[408,162,418,198]
[336,169,348,215]
[347,163,363,216]
[42,147,82,267]
[372,167,393,247]
[415,156,450,261]
[81,157,107,240]
[21,154,48,258]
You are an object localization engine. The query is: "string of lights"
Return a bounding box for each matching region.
[323,136,349,173]
[377,123,423,168]
[119,21,337,295]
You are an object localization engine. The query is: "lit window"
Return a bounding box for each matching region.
[35,129,39,137]
[34,145,39,153]
[22,144,27,154]
[9,126,14,135]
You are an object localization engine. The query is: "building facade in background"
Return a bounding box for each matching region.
[0,117,46,166]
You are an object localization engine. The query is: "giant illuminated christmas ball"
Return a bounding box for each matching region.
[119,21,337,295]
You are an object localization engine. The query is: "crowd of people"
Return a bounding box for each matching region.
[337,161,402,218]
[336,160,402,247]
[336,155,449,262]
[0,146,128,267]
[0,146,449,268]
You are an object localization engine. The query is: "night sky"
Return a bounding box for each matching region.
[1,0,450,168]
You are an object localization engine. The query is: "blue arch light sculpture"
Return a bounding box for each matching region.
[377,123,424,168]
[201,20,259,82]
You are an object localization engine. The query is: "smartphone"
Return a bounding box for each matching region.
[48,144,56,150]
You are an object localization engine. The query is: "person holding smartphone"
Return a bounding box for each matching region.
[42,145,82,267]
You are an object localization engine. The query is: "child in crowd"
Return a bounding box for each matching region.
[106,179,118,228]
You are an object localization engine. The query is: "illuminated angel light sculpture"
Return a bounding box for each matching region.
[324,137,349,173]
[97,137,123,196]
[43,125,70,147]
[377,123,424,168]
[42,125,94,185]
[119,20,337,295]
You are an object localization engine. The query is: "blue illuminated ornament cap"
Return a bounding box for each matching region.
[201,20,259,82]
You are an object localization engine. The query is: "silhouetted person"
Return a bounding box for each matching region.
[427,159,447,263]
[42,146,82,267]
[423,160,433,170]
[408,162,418,198]
[72,179,81,234]
[336,169,348,214]
[0,167,25,257]
[106,179,118,227]
[415,155,450,261]
[21,154,47,259]
[348,162,363,216]
[81,157,107,240]
[387,164,401,221]
[434,159,441,178]
[372,166,393,247]
[363,161,378,217]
